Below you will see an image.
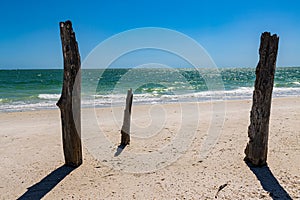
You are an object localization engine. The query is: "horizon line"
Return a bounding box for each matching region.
[1,65,300,70]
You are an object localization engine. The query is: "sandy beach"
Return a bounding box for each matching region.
[0,97,299,199]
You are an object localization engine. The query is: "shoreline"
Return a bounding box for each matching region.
[0,96,299,114]
[0,97,299,199]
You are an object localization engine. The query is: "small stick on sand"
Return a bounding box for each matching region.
[215,183,228,198]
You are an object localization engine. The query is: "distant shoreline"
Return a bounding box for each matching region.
[0,96,299,114]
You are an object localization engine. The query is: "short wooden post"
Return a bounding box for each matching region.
[57,20,82,167]
[121,89,133,146]
[244,32,279,166]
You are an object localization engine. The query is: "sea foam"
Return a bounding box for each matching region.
[38,94,61,100]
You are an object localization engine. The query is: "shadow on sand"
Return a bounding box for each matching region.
[114,144,127,157]
[246,162,292,200]
[18,165,75,200]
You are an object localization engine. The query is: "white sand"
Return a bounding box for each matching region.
[0,98,299,199]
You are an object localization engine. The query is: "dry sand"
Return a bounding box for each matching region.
[0,98,299,199]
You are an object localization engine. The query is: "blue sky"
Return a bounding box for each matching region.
[0,0,300,69]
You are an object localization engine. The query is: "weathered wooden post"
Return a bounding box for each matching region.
[121,89,133,146]
[57,20,82,167]
[244,32,279,166]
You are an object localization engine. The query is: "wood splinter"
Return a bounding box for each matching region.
[121,88,133,146]
[215,183,228,198]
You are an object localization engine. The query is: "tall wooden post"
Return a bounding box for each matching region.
[121,89,133,146]
[57,20,82,167]
[244,32,279,166]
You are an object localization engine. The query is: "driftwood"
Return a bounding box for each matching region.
[244,32,279,166]
[57,20,82,167]
[215,183,228,198]
[121,89,133,146]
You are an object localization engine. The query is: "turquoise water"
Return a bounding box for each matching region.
[0,67,299,112]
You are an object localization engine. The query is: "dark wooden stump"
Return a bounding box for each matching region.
[57,20,82,167]
[121,89,133,146]
[244,32,279,166]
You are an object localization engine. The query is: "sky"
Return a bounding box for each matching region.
[0,0,300,69]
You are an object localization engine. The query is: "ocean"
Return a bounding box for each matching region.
[0,67,300,112]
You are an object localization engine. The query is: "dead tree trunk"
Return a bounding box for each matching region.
[121,89,133,146]
[244,32,279,166]
[57,20,82,167]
